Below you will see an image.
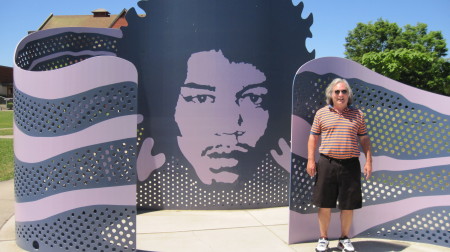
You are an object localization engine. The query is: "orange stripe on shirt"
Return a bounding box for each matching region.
[310,105,368,159]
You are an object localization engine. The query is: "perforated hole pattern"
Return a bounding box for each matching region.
[293,72,450,159]
[137,155,289,209]
[359,206,449,247]
[290,153,450,213]
[16,32,118,71]
[32,55,93,72]
[291,72,450,213]
[361,166,450,204]
[15,139,136,202]
[289,155,315,213]
[16,206,136,252]
[14,83,136,137]
[15,28,137,251]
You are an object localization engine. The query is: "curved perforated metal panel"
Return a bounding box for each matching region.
[14,83,136,137]
[289,57,450,248]
[16,206,136,252]
[15,140,136,203]
[293,72,449,160]
[15,31,119,71]
[14,27,137,252]
[291,72,450,213]
[359,206,450,247]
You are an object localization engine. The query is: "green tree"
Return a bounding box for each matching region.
[345,19,449,96]
[345,19,402,63]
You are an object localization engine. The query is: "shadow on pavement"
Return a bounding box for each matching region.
[322,240,409,252]
[351,240,409,252]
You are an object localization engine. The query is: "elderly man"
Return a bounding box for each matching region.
[307,78,372,252]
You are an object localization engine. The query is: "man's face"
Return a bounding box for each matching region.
[332,82,349,108]
[174,50,269,185]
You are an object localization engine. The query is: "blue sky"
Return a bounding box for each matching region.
[1,0,449,67]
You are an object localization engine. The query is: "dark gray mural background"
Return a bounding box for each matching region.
[118,0,315,210]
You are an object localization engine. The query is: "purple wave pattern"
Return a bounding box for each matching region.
[15,185,136,222]
[14,56,137,99]
[296,57,449,116]
[291,114,450,171]
[14,27,123,54]
[14,115,137,163]
[289,195,450,243]
[14,27,138,251]
[289,57,450,248]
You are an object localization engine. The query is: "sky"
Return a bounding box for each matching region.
[1,0,449,67]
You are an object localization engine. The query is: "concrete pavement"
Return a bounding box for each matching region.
[1,180,448,251]
[0,179,18,251]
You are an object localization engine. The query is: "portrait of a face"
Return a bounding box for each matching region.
[118,0,314,209]
[174,50,269,184]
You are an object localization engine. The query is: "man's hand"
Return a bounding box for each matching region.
[359,134,373,180]
[307,160,316,177]
[364,161,372,180]
[307,134,319,177]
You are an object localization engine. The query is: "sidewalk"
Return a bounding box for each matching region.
[0,180,448,251]
[0,179,17,251]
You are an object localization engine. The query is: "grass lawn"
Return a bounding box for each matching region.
[0,110,14,181]
[0,139,14,181]
[0,128,13,136]
[0,110,13,128]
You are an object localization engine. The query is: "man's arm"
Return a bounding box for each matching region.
[307,134,320,177]
[359,134,372,180]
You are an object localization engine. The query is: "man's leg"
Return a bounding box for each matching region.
[340,209,353,237]
[338,210,356,251]
[318,208,332,238]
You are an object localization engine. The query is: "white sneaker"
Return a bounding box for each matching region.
[337,237,355,252]
[315,237,329,252]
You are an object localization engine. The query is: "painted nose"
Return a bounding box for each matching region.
[214,110,245,138]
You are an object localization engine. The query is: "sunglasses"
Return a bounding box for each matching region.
[334,89,348,95]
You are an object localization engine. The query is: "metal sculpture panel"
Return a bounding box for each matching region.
[289,57,450,248]
[118,0,314,210]
[14,27,137,252]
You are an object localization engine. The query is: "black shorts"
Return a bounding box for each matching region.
[312,154,362,210]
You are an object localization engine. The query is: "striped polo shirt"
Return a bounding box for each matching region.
[310,105,368,159]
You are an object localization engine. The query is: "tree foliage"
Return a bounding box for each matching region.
[345,19,449,96]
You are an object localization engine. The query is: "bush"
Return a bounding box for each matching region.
[6,102,13,110]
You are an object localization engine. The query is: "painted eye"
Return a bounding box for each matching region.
[248,94,263,104]
[241,93,265,106]
[182,94,215,103]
